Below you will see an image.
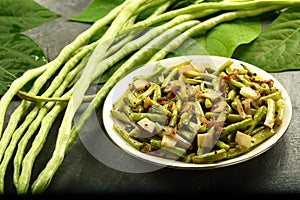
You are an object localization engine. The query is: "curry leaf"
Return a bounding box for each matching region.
[236,6,300,72]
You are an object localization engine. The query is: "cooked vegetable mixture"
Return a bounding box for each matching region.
[111,59,285,164]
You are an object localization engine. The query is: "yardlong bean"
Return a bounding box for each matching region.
[12,57,89,194]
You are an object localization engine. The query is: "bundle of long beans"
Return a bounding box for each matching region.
[0,0,299,195]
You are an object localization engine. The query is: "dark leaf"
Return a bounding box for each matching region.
[236,6,300,72]
[0,33,47,95]
[195,18,262,58]
[0,0,60,33]
[69,0,124,23]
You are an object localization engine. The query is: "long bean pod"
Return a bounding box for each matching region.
[12,57,88,192]
[0,48,95,193]
[30,0,150,194]
[15,101,67,194]
[124,0,300,33]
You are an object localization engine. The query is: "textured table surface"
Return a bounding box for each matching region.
[4,0,300,196]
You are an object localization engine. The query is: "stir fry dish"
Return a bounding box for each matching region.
[110,59,285,164]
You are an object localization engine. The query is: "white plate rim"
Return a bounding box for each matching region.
[102,55,292,170]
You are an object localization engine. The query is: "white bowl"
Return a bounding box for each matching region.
[102,55,292,169]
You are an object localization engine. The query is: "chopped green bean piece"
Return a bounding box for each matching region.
[192,149,227,164]
[244,105,267,134]
[264,98,276,129]
[150,139,186,158]
[213,60,233,75]
[257,91,282,105]
[275,99,285,125]
[221,118,253,138]
[113,123,143,150]
[251,128,275,146]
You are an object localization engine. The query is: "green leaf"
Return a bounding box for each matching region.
[0,33,48,95]
[0,0,60,95]
[194,18,262,57]
[0,0,60,33]
[69,0,124,23]
[236,6,300,72]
